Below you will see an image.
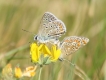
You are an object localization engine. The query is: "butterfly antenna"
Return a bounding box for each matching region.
[22,29,35,35]
[63,59,75,66]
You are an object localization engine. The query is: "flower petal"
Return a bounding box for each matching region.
[22,66,37,77]
[15,67,22,78]
[41,44,51,56]
[50,45,61,61]
[53,49,61,61]
[30,43,40,63]
[2,64,13,77]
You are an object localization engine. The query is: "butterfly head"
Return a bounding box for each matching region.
[34,35,49,43]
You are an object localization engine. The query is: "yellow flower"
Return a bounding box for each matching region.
[15,67,22,78]
[2,64,37,79]
[22,66,37,77]
[30,42,61,64]
[15,66,37,78]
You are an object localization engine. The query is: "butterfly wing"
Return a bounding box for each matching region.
[35,12,66,43]
[59,36,89,59]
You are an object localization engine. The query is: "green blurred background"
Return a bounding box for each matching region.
[0,0,106,80]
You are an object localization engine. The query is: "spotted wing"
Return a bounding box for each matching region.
[59,36,89,59]
[37,12,66,43]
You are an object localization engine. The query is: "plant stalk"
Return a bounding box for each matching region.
[38,66,42,80]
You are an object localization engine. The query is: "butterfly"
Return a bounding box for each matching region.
[59,36,89,60]
[34,12,66,44]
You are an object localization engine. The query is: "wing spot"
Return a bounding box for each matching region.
[45,27,48,28]
[50,25,53,27]
[66,53,68,55]
[77,42,80,47]
[72,47,75,50]
[47,34,50,37]
[82,40,87,45]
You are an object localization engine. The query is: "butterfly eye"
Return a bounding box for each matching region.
[34,35,38,40]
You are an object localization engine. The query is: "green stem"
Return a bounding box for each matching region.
[38,66,43,80]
